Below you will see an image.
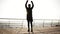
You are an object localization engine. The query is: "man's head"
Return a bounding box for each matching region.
[28,4,31,8]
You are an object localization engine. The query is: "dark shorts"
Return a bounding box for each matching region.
[27,16,33,22]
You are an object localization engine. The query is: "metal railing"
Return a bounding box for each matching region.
[0,18,60,28]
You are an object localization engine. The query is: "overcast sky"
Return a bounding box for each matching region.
[0,0,60,19]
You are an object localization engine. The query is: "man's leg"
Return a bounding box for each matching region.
[31,21,33,32]
[28,21,30,32]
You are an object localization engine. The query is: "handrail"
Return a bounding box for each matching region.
[0,18,60,20]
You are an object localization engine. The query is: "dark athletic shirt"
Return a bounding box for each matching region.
[26,8,33,22]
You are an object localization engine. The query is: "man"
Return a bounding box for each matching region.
[25,0,34,32]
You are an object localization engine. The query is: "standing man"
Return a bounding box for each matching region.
[25,0,34,32]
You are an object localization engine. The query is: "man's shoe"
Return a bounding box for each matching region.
[28,30,30,32]
[31,30,33,32]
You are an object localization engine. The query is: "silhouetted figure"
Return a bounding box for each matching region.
[25,0,34,32]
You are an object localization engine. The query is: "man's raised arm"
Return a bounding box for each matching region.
[25,0,28,8]
[31,1,34,9]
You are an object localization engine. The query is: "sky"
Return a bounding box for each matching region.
[0,0,60,19]
[0,0,60,27]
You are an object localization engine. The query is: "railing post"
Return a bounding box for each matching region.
[43,20,44,28]
[22,20,23,29]
[51,20,53,27]
[58,20,60,25]
[9,19,10,28]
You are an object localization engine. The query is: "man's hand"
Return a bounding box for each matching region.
[25,0,28,8]
[31,1,34,9]
[27,0,28,2]
[31,1,33,3]
[26,0,28,4]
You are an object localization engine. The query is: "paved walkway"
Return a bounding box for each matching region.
[0,27,60,34]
